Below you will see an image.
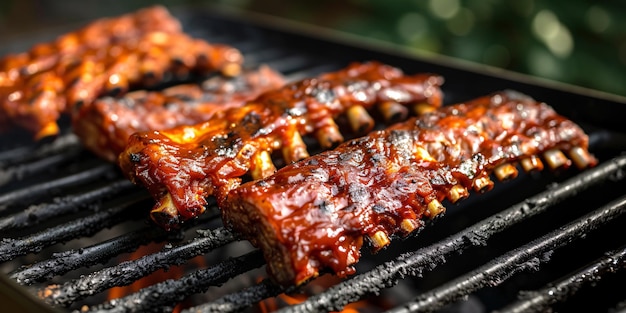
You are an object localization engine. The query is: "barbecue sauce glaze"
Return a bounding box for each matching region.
[119,61,444,229]
[224,90,596,286]
[73,65,285,162]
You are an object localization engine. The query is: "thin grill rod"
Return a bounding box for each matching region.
[495,245,626,313]
[183,278,287,313]
[279,155,626,313]
[39,227,238,307]
[386,196,626,313]
[0,196,149,263]
[262,55,320,75]
[282,63,341,83]
[0,148,82,187]
[10,226,172,285]
[0,180,137,232]
[0,163,116,212]
[85,250,266,313]
[0,133,80,166]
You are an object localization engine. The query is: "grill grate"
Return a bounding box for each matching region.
[387,196,626,313]
[273,157,626,313]
[1,4,626,313]
[39,225,238,306]
[495,245,626,313]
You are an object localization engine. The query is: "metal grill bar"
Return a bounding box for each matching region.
[0,196,149,263]
[387,196,626,313]
[495,245,626,313]
[39,226,238,307]
[279,155,626,313]
[0,164,116,212]
[0,180,137,232]
[85,250,266,313]
[0,149,82,187]
[0,133,81,166]
[281,64,341,83]
[10,226,172,285]
[185,278,286,313]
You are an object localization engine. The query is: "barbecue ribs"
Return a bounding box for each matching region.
[0,6,243,140]
[119,61,444,230]
[73,65,285,162]
[223,90,597,286]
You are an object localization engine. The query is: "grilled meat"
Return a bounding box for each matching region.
[0,6,243,140]
[73,65,285,162]
[223,90,597,286]
[119,61,444,230]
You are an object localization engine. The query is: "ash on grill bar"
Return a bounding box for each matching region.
[1,5,626,313]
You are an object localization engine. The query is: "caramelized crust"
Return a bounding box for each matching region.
[223,90,597,286]
[0,6,243,140]
[73,65,285,162]
[118,61,444,229]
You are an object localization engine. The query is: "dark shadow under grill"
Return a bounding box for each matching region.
[1,4,626,313]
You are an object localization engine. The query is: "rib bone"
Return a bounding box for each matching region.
[569,146,594,169]
[369,231,391,249]
[494,163,519,181]
[544,149,571,170]
[448,185,469,203]
[520,155,544,172]
[378,101,409,123]
[346,105,375,134]
[426,199,446,218]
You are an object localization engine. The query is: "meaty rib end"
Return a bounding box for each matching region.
[223,194,300,286]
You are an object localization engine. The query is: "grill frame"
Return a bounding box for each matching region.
[1,4,626,313]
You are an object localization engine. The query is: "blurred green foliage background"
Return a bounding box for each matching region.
[1,0,624,97]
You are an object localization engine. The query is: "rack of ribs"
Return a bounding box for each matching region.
[73,65,285,162]
[223,90,597,286]
[0,6,243,140]
[118,61,444,230]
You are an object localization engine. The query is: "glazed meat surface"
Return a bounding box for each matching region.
[223,90,597,286]
[119,61,444,229]
[0,6,243,140]
[73,65,285,162]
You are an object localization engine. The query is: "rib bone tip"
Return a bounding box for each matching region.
[379,101,409,123]
[521,155,544,172]
[494,163,519,181]
[347,105,374,134]
[283,131,310,163]
[448,185,469,203]
[473,176,494,193]
[221,63,241,77]
[150,193,181,231]
[544,149,571,170]
[400,218,419,233]
[251,150,276,180]
[414,103,436,115]
[370,230,391,249]
[426,199,446,218]
[568,146,594,169]
[315,122,344,149]
[34,122,60,141]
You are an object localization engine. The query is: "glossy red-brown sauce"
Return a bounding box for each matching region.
[0,6,243,139]
[224,90,596,286]
[119,61,444,228]
[72,65,285,162]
